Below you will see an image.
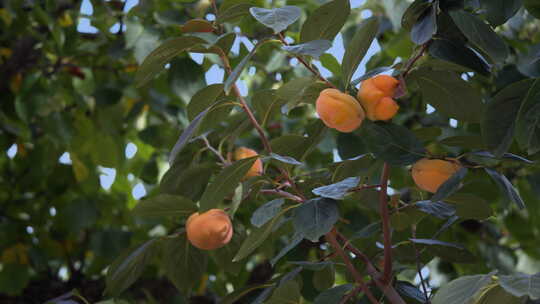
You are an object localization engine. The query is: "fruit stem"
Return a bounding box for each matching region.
[259,189,304,202]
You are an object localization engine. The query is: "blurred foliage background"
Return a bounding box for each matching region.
[1,0,540,303]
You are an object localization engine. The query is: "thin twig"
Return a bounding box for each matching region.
[412,226,431,303]
[200,136,228,165]
[277,33,337,89]
[379,163,393,285]
[339,285,364,304]
[402,42,430,78]
[260,189,304,202]
[326,229,380,304]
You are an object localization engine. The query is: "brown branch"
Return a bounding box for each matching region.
[379,163,393,284]
[218,52,273,153]
[326,229,380,304]
[277,33,337,89]
[402,42,430,78]
[337,236,406,304]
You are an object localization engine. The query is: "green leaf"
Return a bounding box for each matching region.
[414,69,484,123]
[233,207,290,261]
[359,121,426,166]
[211,224,246,274]
[515,78,540,155]
[300,0,350,43]
[342,17,380,87]
[168,108,210,166]
[415,201,456,219]
[411,4,437,45]
[428,39,490,76]
[160,163,217,201]
[525,0,540,19]
[312,177,360,200]
[289,261,334,271]
[440,135,485,150]
[391,208,426,231]
[351,66,393,86]
[485,168,526,210]
[276,77,329,110]
[444,193,493,220]
[499,272,540,300]
[319,53,342,76]
[132,194,197,218]
[293,198,339,242]
[135,36,206,87]
[482,79,534,157]
[313,264,335,291]
[270,135,311,160]
[432,272,495,304]
[268,153,304,166]
[252,90,286,127]
[431,167,468,202]
[0,264,30,296]
[475,285,526,304]
[410,238,476,263]
[251,199,285,228]
[450,11,509,63]
[217,3,253,23]
[282,39,332,59]
[270,232,304,266]
[187,84,225,121]
[402,0,433,30]
[396,281,427,303]
[199,157,258,212]
[266,280,302,304]
[158,234,207,294]
[249,6,301,33]
[105,239,158,296]
[313,284,354,304]
[480,0,522,26]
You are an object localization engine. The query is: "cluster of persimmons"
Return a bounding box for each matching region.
[186,75,461,251]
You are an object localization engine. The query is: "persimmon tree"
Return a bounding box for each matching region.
[2,0,540,303]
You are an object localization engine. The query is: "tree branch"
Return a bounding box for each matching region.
[379,163,393,284]
[326,229,380,304]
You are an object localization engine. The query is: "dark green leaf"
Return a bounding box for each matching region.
[132,194,197,218]
[312,177,360,200]
[359,121,426,166]
[224,40,270,94]
[159,234,207,294]
[160,163,217,201]
[396,281,427,303]
[391,208,426,231]
[410,238,477,263]
[428,39,490,76]
[414,69,484,123]
[270,232,303,266]
[450,11,509,63]
[525,0,540,19]
[313,284,354,304]
[282,39,332,59]
[199,157,258,211]
[293,198,339,242]
[249,6,301,33]
[431,167,468,202]
[475,285,526,304]
[432,272,496,304]
[402,0,433,30]
[266,280,302,304]
[416,201,456,219]
[105,239,158,296]
[168,108,210,166]
[440,135,485,149]
[444,193,493,220]
[252,90,287,127]
[187,84,225,121]
[499,272,540,300]
[289,261,334,271]
[342,17,380,87]
[251,199,285,228]
[515,79,540,155]
[411,5,437,45]
[480,0,522,26]
[351,222,381,240]
[135,36,207,87]
[268,153,304,165]
[217,3,253,23]
[351,66,393,86]
[482,79,534,157]
[319,53,342,76]
[485,168,526,210]
[300,0,350,43]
